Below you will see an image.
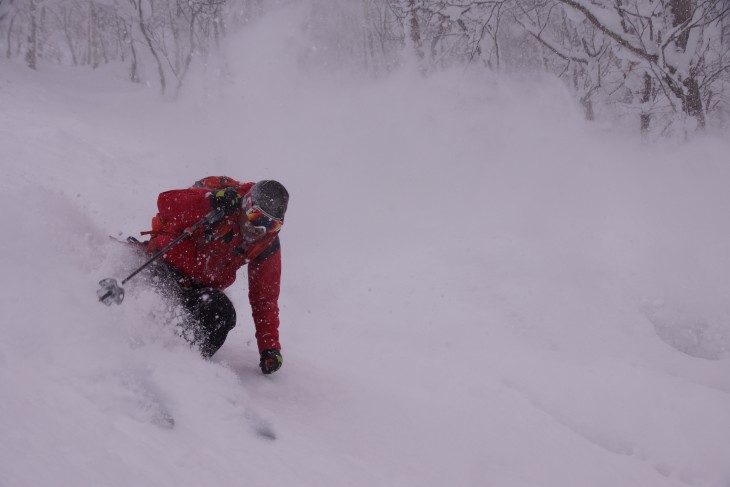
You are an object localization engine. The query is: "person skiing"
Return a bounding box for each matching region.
[140,176,289,374]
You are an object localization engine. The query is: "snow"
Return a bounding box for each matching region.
[2,7,730,487]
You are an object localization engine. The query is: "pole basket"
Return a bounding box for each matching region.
[97,278,125,306]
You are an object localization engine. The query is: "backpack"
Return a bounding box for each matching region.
[143,176,244,237]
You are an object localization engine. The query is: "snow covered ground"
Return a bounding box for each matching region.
[2,8,730,487]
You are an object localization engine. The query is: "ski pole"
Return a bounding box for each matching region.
[97,209,224,305]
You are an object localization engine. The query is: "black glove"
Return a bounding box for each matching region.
[209,187,241,216]
[259,349,283,374]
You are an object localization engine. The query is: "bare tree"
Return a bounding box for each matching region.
[386,0,509,72]
[170,0,226,97]
[553,0,730,129]
[132,0,166,94]
[2,0,728,131]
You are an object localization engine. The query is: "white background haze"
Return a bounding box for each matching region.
[1,5,730,487]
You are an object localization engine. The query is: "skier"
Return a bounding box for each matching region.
[140,177,288,374]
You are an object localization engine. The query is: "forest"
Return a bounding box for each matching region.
[2,0,729,135]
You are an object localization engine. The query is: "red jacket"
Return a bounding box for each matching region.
[146,181,282,352]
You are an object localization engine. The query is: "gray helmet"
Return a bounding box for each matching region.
[250,180,289,220]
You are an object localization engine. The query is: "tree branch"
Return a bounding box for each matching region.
[555,0,658,64]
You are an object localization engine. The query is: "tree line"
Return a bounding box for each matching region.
[2,0,729,134]
[1,0,241,97]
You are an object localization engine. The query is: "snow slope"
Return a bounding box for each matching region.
[2,8,730,487]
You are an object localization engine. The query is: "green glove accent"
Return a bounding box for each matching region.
[260,349,283,374]
[210,187,241,216]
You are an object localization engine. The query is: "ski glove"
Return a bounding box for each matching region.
[209,187,241,216]
[260,349,283,374]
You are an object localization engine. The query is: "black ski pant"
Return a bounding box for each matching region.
[146,260,236,358]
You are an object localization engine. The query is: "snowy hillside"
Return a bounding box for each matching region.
[2,9,730,487]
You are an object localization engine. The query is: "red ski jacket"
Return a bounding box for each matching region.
[146,181,282,352]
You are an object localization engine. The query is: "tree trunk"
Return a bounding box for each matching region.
[63,7,79,65]
[670,0,692,51]
[683,75,705,127]
[406,0,424,61]
[174,10,198,98]
[362,0,375,72]
[669,0,705,128]
[136,0,166,95]
[115,16,126,63]
[89,1,100,68]
[6,13,16,59]
[129,33,140,83]
[25,0,37,69]
[640,72,652,133]
[581,95,595,121]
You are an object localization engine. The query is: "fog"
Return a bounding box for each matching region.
[1,5,730,487]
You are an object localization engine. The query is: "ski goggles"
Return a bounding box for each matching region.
[242,194,284,234]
